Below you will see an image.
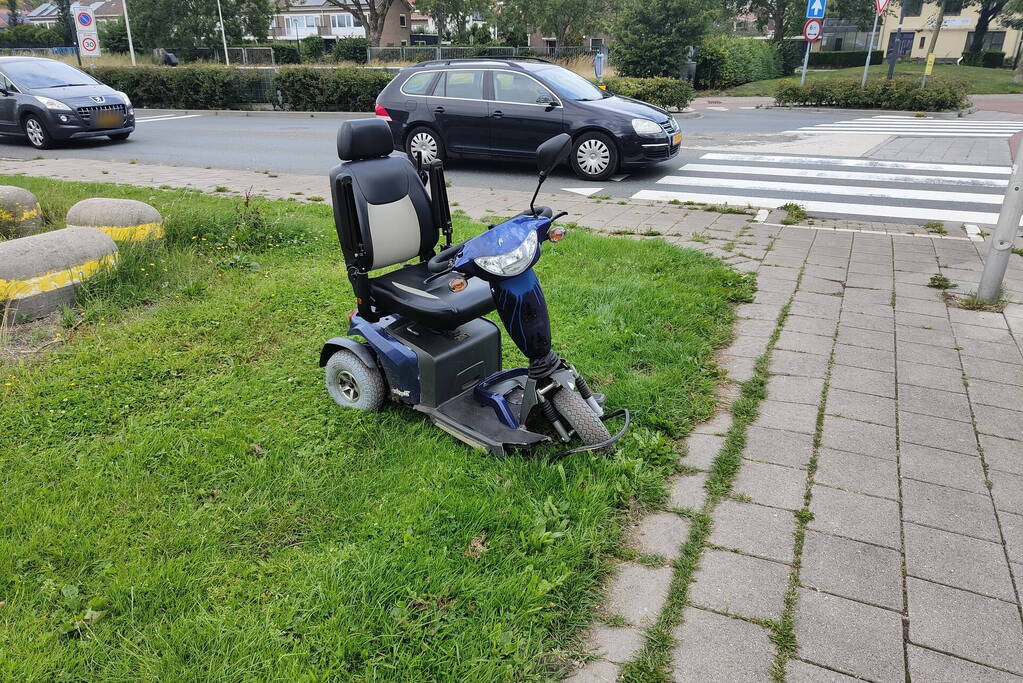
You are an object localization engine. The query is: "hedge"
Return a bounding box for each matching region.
[808,50,883,68]
[603,76,694,110]
[962,50,1005,68]
[275,66,393,111]
[89,65,268,108]
[332,37,369,63]
[775,77,970,111]
[696,35,781,90]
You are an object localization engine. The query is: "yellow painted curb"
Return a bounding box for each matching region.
[0,253,117,300]
[67,222,164,242]
[20,205,41,222]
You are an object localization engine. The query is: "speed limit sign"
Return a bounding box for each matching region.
[81,36,99,55]
[803,18,823,42]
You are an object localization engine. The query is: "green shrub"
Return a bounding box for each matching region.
[299,35,325,62]
[982,50,1005,68]
[808,50,883,68]
[332,36,369,63]
[696,35,780,89]
[775,76,970,111]
[603,76,695,110]
[275,66,393,111]
[0,23,64,47]
[90,65,266,108]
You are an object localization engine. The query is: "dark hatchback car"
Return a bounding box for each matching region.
[375,58,682,181]
[0,57,134,150]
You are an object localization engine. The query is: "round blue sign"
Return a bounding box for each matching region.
[77,12,93,27]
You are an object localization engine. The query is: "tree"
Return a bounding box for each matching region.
[501,0,611,47]
[98,17,129,52]
[415,0,490,42]
[53,0,73,44]
[325,0,399,46]
[966,0,1009,52]
[7,0,19,27]
[611,0,721,77]
[108,0,275,49]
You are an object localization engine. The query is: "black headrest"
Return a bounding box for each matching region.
[337,118,393,161]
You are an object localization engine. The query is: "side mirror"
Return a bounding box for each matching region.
[536,94,556,107]
[535,133,572,178]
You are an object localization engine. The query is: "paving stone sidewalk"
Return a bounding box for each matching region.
[5,157,1023,682]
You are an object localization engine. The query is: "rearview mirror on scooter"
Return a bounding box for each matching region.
[530,133,573,214]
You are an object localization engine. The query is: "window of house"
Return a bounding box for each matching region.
[966,30,1005,51]
[286,16,316,31]
[544,39,557,56]
[399,14,407,27]
[919,36,925,48]
[590,37,603,51]
[330,14,353,29]
[442,70,485,99]
[902,0,922,17]
[493,71,554,105]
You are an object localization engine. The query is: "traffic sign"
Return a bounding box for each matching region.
[803,18,823,42]
[71,4,101,58]
[874,0,890,13]
[75,9,94,28]
[80,36,100,55]
[806,0,826,19]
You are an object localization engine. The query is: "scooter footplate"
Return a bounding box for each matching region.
[421,389,549,456]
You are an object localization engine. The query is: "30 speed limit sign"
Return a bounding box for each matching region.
[803,18,823,41]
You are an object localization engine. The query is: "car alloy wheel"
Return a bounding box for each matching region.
[576,138,610,177]
[24,117,46,148]
[409,131,438,163]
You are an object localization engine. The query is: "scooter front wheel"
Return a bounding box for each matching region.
[325,349,385,412]
[550,387,614,455]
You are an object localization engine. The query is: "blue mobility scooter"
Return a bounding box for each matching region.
[319,118,629,457]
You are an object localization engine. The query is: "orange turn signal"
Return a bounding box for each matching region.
[549,226,567,243]
[448,276,467,292]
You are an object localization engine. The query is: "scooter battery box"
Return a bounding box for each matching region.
[387,317,501,408]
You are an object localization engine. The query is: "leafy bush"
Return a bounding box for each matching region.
[275,66,393,111]
[603,76,695,110]
[299,35,325,62]
[963,50,1005,68]
[775,76,970,111]
[0,23,64,47]
[696,35,780,89]
[332,37,369,63]
[90,65,267,108]
[808,50,883,68]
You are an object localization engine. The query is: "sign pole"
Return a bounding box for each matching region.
[69,3,82,67]
[977,135,1023,302]
[887,2,907,79]
[800,40,812,85]
[122,0,136,66]
[216,0,230,66]
[861,11,880,87]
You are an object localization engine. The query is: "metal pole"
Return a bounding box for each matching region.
[122,0,136,66]
[800,40,811,85]
[977,135,1023,301]
[887,2,906,79]
[921,0,945,87]
[861,12,880,87]
[216,0,230,65]
[68,2,82,67]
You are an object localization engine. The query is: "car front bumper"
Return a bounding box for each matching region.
[620,132,682,167]
[42,109,136,141]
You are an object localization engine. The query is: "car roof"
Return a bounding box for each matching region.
[410,58,554,72]
[0,56,57,64]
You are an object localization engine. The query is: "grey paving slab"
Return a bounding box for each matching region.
[895,310,952,332]
[815,448,899,500]
[784,314,840,337]
[671,607,774,683]
[982,434,1023,476]
[726,334,775,358]
[902,478,1000,542]
[954,322,1017,345]
[786,659,861,682]
[949,308,1009,328]
[795,588,905,683]
[770,349,830,378]
[693,410,733,436]
[583,625,645,664]
[900,443,988,494]
[895,339,961,368]
[668,471,708,511]
[602,563,674,627]
[734,460,807,510]
[737,318,780,338]
[808,484,901,549]
[800,530,903,611]
[899,411,978,455]
[897,360,966,393]
[766,375,826,406]
[721,354,757,382]
[894,296,948,318]
[753,399,820,435]
[709,499,796,564]
[962,356,1023,387]
[969,377,1023,409]
[904,522,1016,601]
[832,343,895,372]
[689,549,789,621]
[825,388,896,427]
[895,323,956,348]
[683,432,724,470]
[777,330,835,356]
[564,659,619,683]
[821,415,896,459]
[629,512,692,561]
[960,337,1023,364]
[907,577,1023,675]
[830,364,896,399]
[898,384,973,423]
[906,644,1023,683]
[974,404,1023,442]
[991,471,1023,515]
[1004,511,1023,564]
[743,425,815,469]
[837,325,896,352]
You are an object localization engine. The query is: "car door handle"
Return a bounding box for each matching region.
[433,106,445,114]
[492,110,503,119]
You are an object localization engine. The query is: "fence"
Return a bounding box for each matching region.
[0,46,78,57]
[366,45,598,63]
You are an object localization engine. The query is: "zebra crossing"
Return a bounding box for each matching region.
[788,115,1023,138]
[631,152,1011,224]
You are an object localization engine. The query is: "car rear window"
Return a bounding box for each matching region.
[402,71,435,95]
[442,70,484,99]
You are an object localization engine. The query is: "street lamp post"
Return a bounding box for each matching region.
[216,0,230,66]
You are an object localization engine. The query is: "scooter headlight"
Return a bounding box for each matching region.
[474,230,538,276]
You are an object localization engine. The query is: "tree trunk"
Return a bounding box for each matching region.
[772,0,788,42]
[969,1,996,53]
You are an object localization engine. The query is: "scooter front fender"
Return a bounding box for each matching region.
[490,270,552,360]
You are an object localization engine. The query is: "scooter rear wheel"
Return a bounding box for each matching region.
[551,387,614,455]
[325,349,385,412]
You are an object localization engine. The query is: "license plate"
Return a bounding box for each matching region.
[95,111,123,128]
[673,132,683,145]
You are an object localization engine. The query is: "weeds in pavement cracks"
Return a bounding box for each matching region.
[620,233,800,683]
[779,203,807,226]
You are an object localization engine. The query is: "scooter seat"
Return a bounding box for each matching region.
[370,262,496,329]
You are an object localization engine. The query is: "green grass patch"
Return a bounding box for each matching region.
[722,62,1023,96]
[0,176,753,680]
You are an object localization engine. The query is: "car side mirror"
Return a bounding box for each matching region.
[536,94,556,107]
[535,133,572,178]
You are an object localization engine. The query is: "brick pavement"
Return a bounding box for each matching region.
[3,157,1022,681]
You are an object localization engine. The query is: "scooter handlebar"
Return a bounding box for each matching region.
[427,240,466,273]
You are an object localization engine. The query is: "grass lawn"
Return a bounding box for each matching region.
[721,62,1023,97]
[0,177,753,680]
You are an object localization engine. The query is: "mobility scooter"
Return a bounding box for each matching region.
[319,118,628,457]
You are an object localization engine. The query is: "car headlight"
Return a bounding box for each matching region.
[631,118,663,136]
[34,96,71,111]
[474,230,538,277]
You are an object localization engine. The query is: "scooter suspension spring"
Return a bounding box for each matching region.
[576,375,593,400]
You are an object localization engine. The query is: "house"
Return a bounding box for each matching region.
[27,0,123,28]
[0,8,30,29]
[527,30,608,55]
[268,0,413,46]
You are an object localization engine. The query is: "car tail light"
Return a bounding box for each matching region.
[374,103,392,121]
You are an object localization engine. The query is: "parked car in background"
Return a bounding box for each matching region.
[375,58,683,181]
[0,57,135,149]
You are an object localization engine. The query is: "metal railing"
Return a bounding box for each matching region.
[0,46,78,57]
[366,45,598,63]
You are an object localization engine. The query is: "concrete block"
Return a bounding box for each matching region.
[66,197,164,241]
[0,185,41,238]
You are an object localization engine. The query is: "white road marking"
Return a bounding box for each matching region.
[609,174,629,182]
[632,189,1001,224]
[963,223,985,241]
[796,129,1014,137]
[740,106,758,110]
[699,153,1011,175]
[754,208,769,223]
[656,174,1004,204]
[677,163,1008,187]
[790,115,1023,138]
[705,106,729,111]
[562,187,604,197]
[135,114,202,123]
